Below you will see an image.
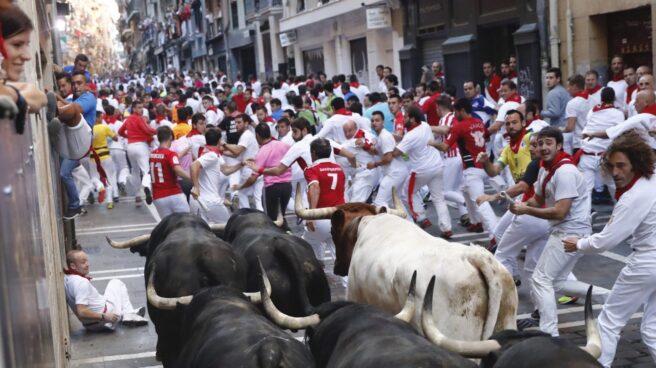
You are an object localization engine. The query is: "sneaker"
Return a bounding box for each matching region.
[419,218,432,229]
[590,210,598,227]
[467,223,484,233]
[113,197,119,203]
[558,295,579,305]
[63,207,83,220]
[440,230,453,240]
[513,277,521,287]
[87,192,95,204]
[486,238,497,254]
[459,214,471,227]
[98,188,106,204]
[118,182,127,197]
[121,313,148,327]
[135,306,146,317]
[107,202,114,210]
[144,187,153,205]
[517,317,540,331]
[531,309,540,319]
[135,196,142,207]
[230,195,240,212]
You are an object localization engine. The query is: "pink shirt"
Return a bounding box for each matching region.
[254,139,292,187]
[171,138,193,173]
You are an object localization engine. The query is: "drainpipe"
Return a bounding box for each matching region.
[566,0,574,75]
[537,0,549,101]
[548,0,559,68]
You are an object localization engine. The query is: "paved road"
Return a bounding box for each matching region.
[68,194,649,368]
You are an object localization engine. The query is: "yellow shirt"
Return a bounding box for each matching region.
[172,122,192,140]
[497,132,532,182]
[92,123,116,161]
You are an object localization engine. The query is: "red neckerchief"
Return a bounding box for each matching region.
[263,116,274,123]
[611,73,623,82]
[334,108,352,116]
[508,71,517,79]
[614,175,640,201]
[104,115,118,124]
[506,93,522,103]
[186,128,202,137]
[626,84,638,104]
[540,151,574,195]
[575,90,589,99]
[586,85,601,95]
[334,82,341,90]
[177,102,186,108]
[155,115,167,124]
[202,145,223,156]
[0,26,7,59]
[64,268,91,280]
[206,105,218,113]
[406,122,421,132]
[353,129,373,151]
[526,115,541,125]
[592,103,615,113]
[642,104,656,116]
[351,82,360,88]
[508,128,527,154]
[434,71,444,78]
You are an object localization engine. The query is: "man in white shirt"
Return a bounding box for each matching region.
[509,127,609,337]
[221,114,263,210]
[577,87,623,202]
[564,132,656,367]
[584,70,603,109]
[563,75,590,153]
[606,55,628,110]
[392,105,453,238]
[341,120,379,202]
[202,95,223,127]
[64,250,147,331]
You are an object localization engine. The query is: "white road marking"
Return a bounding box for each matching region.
[600,251,627,263]
[517,304,603,319]
[77,226,155,236]
[92,273,143,281]
[90,267,144,275]
[71,351,155,364]
[557,312,642,329]
[79,222,158,232]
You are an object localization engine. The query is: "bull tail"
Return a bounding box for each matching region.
[273,239,314,316]
[466,250,517,339]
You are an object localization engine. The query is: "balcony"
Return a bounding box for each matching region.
[248,0,283,21]
[125,0,143,23]
[206,16,223,41]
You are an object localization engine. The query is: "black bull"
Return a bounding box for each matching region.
[224,208,331,316]
[175,286,315,368]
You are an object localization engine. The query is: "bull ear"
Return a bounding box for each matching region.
[330,209,346,230]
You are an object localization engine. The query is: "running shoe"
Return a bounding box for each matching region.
[98,188,106,204]
[144,187,153,205]
[517,317,540,331]
[107,202,114,210]
[440,230,453,240]
[467,223,484,233]
[135,196,142,207]
[558,295,579,305]
[419,218,432,229]
[459,214,471,227]
[63,207,83,220]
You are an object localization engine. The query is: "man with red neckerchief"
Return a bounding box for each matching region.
[563,131,656,368]
[576,87,624,204]
[489,80,523,188]
[606,55,628,111]
[482,61,502,104]
[419,80,441,126]
[584,70,603,109]
[510,127,609,338]
[563,75,589,154]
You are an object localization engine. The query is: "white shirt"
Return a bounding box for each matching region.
[607,79,628,110]
[527,119,549,133]
[606,112,656,150]
[189,134,207,160]
[565,95,590,149]
[352,84,370,104]
[271,88,288,107]
[341,129,377,168]
[587,89,602,110]
[196,150,226,204]
[578,175,656,253]
[64,274,106,318]
[375,129,408,176]
[280,134,340,172]
[535,164,591,234]
[108,120,127,150]
[187,98,202,114]
[149,119,174,147]
[237,129,258,161]
[205,109,224,127]
[580,106,624,153]
[396,121,443,175]
[493,100,521,154]
[315,113,351,143]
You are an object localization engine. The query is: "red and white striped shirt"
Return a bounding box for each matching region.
[437,112,460,158]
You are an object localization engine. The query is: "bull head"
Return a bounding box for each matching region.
[146,264,272,310]
[420,277,602,360]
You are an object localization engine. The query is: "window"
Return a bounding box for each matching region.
[296,0,305,12]
[231,1,239,29]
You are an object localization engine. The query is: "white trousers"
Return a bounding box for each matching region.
[462,168,498,236]
[563,132,573,154]
[373,168,409,208]
[348,168,379,203]
[531,232,611,336]
[235,170,263,211]
[442,157,468,217]
[87,279,137,331]
[408,168,452,232]
[598,251,656,367]
[73,164,94,204]
[126,142,151,197]
[153,193,190,219]
[190,198,230,224]
[288,179,308,212]
[302,219,334,261]
[89,159,116,203]
[110,148,129,194]
[578,154,615,201]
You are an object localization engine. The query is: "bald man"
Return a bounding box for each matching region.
[584,90,656,149]
[627,75,655,117]
[637,65,652,79]
[341,120,379,202]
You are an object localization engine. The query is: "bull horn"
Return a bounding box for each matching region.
[209,223,227,233]
[581,286,602,358]
[259,260,320,329]
[105,234,150,249]
[421,275,501,358]
[273,206,284,227]
[294,182,338,220]
[387,187,408,218]
[147,265,193,310]
[242,259,272,304]
[394,270,417,323]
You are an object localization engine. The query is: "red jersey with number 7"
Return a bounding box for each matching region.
[149,147,183,200]
[304,159,345,208]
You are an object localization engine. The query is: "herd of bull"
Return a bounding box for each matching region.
[107,195,603,367]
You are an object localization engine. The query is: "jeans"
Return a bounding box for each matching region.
[61,158,80,210]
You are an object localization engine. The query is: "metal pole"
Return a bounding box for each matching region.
[51,0,63,66]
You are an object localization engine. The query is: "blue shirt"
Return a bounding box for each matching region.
[63,65,91,82]
[364,102,394,133]
[271,109,283,121]
[70,92,97,128]
[343,91,356,102]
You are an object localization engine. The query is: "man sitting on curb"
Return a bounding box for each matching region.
[64,249,148,331]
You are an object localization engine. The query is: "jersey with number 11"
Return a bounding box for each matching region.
[149,147,183,200]
[304,159,346,208]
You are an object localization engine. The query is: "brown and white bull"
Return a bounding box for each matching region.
[296,197,518,343]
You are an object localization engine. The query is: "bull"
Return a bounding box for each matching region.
[260,269,477,368]
[174,285,315,368]
[106,213,270,365]
[421,278,602,367]
[295,205,517,344]
[223,208,331,316]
